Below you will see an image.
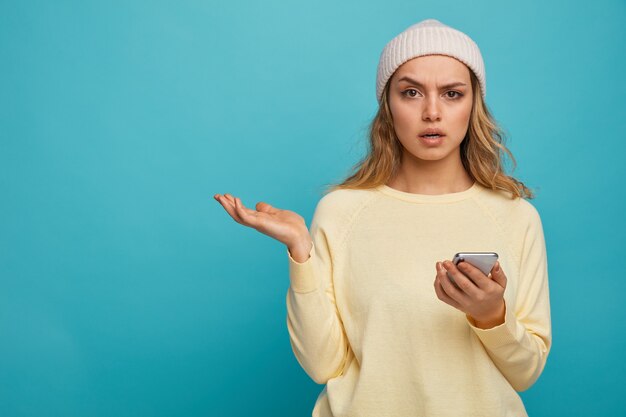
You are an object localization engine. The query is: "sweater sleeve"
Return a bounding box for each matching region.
[465,202,552,392]
[285,200,352,385]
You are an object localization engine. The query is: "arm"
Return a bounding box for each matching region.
[466,205,552,392]
[213,192,351,383]
[285,204,351,385]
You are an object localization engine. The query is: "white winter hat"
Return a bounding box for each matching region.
[375,19,486,104]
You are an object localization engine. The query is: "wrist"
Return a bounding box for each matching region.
[472,300,506,329]
[287,230,311,249]
[287,232,313,263]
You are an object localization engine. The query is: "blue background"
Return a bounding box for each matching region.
[1,1,625,416]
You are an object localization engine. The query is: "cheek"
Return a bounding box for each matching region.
[457,101,473,120]
[395,114,413,131]
[449,105,472,129]
[391,107,417,131]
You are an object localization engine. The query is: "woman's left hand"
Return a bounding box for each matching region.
[434,260,507,328]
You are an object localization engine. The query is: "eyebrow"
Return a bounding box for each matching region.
[396,76,467,89]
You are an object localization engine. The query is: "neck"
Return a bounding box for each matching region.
[387,150,474,195]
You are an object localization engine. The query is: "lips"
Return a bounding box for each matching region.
[418,129,446,147]
[419,128,445,137]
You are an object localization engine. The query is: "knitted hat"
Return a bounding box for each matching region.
[376,19,486,104]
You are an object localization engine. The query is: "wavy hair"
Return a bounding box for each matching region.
[321,70,534,199]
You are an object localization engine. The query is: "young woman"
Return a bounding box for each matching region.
[214,18,551,417]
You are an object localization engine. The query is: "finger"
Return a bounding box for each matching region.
[435,263,464,309]
[217,193,236,209]
[214,194,233,210]
[233,196,259,216]
[256,201,279,214]
[438,261,471,305]
[233,197,262,228]
[224,193,236,206]
[224,194,258,218]
[434,272,464,311]
[216,195,245,224]
[490,261,507,288]
[456,261,492,291]
[442,260,481,300]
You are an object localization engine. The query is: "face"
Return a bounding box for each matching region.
[387,54,473,164]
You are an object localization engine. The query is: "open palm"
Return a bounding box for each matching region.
[214,193,308,247]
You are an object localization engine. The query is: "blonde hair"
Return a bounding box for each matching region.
[321,70,534,199]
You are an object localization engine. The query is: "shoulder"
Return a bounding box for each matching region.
[475,187,546,258]
[310,187,380,233]
[314,187,379,219]
[475,185,542,226]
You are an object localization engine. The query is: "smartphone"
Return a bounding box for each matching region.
[447,252,499,286]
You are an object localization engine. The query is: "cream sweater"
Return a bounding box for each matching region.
[285,182,552,417]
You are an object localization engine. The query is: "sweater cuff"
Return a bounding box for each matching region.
[287,241,320,293]
[466,300,523,349]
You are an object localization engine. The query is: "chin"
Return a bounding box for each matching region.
[409,149,451,162]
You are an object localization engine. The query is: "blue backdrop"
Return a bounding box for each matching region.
[1,1,625,416]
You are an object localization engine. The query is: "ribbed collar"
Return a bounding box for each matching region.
[375,181,483,203]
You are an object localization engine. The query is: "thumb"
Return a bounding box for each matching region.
[491,261,507,288]
[256,201,278,214]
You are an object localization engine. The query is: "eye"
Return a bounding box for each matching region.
[401,89,464,99]
[401,88,418,98]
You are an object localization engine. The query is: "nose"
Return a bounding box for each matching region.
[422,96,441,121]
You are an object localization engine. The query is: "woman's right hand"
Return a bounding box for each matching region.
[213,193,311,251]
